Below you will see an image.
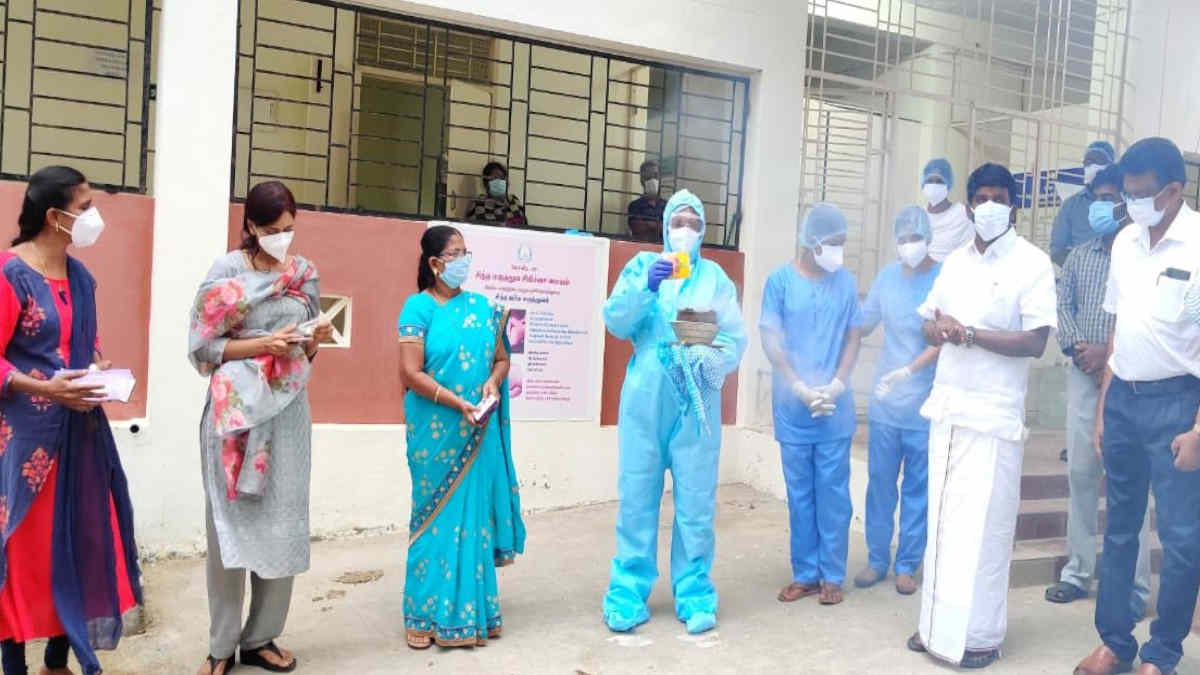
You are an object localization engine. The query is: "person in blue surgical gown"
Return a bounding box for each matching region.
[762,202,863,607]
[851,205,941,597]
[601,189,747,635]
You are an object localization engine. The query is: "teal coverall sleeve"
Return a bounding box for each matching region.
[603,253,657,341]
[709,269,747,378]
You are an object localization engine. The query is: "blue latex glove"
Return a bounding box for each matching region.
[647,259,675,293]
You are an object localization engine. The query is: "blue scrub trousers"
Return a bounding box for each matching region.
[864,422,928,576]
[781,438,853,586]
[1096,375,1200,673]
[604,365,722,626]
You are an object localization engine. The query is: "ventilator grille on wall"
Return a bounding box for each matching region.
[318,294,350,348]
[229,0,749,248]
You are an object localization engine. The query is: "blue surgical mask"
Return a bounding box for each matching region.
[1088,200,1120,235]
[488,178,507,199]
[440,255,471,289]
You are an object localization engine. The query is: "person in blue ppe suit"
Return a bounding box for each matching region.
[1050,140,1116,266]
[602,189,747,635]
[851,206,942,596]
[921,158,974,262]
[762,202,863,607]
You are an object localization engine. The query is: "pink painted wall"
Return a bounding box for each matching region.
[228,206,745,426]
[227,206,423,424]
[0,181,151,420]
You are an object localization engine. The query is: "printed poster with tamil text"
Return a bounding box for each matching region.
[452,222,607,421]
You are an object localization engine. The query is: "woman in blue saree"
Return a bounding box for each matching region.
[397,224,525,649]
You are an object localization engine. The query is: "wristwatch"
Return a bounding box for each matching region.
[963,326,977,348]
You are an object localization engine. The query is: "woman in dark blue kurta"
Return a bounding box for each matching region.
[0,167,140,675]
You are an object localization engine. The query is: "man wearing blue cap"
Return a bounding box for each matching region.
[761,202,863,607]
[1050,141,1116,267]
[921,158,974,262]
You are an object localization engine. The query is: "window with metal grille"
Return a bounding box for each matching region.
[232,0,749,249]
[0,0,158,192]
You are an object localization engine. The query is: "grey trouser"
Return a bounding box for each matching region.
[205,505,295,659]
[1061,366,1152,611]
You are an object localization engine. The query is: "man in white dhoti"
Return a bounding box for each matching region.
[905,162,1057,669]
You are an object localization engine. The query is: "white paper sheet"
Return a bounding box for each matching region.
[52,368,137,403]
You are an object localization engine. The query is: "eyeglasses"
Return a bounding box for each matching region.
[440,250,471,261]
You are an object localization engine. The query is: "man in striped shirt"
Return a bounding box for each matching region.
[1045,164,1151,616]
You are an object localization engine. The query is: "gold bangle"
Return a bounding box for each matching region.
[434,386,443,405]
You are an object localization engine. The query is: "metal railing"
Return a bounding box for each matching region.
[232,0,750,248]
[0,0,157,192]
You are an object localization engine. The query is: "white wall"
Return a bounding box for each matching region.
[1125,0,1200,150]
[132,0,809,556]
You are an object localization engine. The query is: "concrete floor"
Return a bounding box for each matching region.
[91,484,1198,675]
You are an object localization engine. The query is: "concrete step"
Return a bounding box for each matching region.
[1010,532,1163,588]
[1015,497,1157,542]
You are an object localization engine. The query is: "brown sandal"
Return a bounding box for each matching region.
[818,583,843,605]
[406,632,433,650]
[777,582,820,602]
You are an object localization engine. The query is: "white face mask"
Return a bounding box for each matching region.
[971,201,1012,241]
[258,231,294,262]
[1126,189,1166,229]
[1084,163,1107,185]
[644,178,660,196]
[897,240,928,268]
[922,183,949,206]
[56,207,105,248]
[813,244,844,272]
[668,226,700,254]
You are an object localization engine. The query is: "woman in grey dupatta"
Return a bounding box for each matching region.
[188,181,331,675]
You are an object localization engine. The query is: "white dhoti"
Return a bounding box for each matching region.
[918,422,1024,664]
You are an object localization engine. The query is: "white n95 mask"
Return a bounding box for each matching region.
[259,231,294,262]
[898,240,928,268]
[669,227,700,254]
[57,207,105,248]
[972,201,1011,241]
[814,244,844,272]
[922,183,948,206]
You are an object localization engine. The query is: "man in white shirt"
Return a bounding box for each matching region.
[1076,137,1200,675]
[905,163,1057,670]
[921,158,975,262]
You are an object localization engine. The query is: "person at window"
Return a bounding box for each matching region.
[763,202,863,608]
[602,190,746,636]
[0,166,141,675]
[465,162,527,227]
[627,160,665,243]
[852,206,941,597]
[189,181,332,675]
[1044,164,1152,616]
[1075,137,1200,675]
[921,158,974,262]
[1050,141,1116,267]
[906,163,1056,670]
[397,224,525,649]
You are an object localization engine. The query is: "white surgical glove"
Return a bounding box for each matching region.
[815,377,846,401]
[874,367,912,400]
[792,380,835,417]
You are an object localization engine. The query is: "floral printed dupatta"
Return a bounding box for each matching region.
[188,255,319,500]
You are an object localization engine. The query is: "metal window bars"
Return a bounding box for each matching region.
[231,0,749,249]
[0,0,157,192]
[801,0,1131,292]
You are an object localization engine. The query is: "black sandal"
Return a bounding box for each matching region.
[204,655,237,675]
[239,642,297,673]
[1045,581,1088,604]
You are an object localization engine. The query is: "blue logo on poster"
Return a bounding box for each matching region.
[517,244,533,262]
